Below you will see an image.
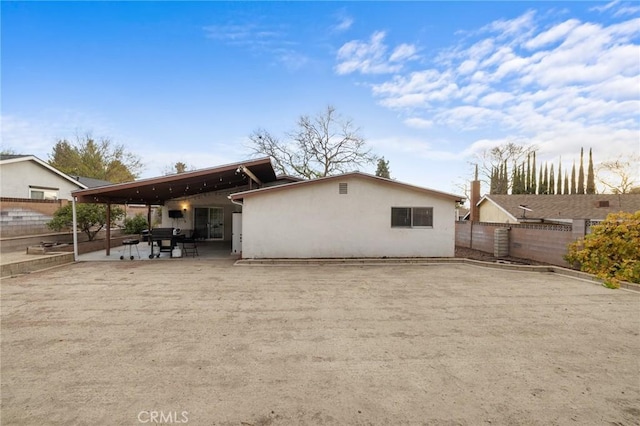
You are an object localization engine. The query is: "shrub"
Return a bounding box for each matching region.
[565,211,640,288]
[48,203,125,241]
[123,213,148,235]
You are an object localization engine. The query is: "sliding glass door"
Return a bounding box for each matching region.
[194,207,224,240]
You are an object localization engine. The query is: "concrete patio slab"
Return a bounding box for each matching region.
[1,261,638,425]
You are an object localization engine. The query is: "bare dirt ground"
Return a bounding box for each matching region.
[1,260,639,425]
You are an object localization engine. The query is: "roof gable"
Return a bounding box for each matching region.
[230,172,464,202]
[0,155,87,189]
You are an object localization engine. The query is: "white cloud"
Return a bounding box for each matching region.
[483,9,537,40]
[345,10,639,168]
[390,44,418,62]
[404,117,433,129]
[589,0,640,17]
[203,22,308,72]
[589,0,620,13]
[335,31,418,75]
[333,14,354,32]
[524,19,581,50]
[478,92,515,107]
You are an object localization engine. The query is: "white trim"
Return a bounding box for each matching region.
[0,155,87,189]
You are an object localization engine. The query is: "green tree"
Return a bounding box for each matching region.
[549,164,555,195]
[586,148,596,194]
[123,213,148,235]
[577,147,585,194]
[249,105,376,179]
[566,211,640,287]
[564,172,569,195]
[571,162,577,194]
[162,161,195,175]
[49,133,143,183]
[375,157,391,178]
[48,203,124,241]
[531,152,537,194]
[557,159,563,195]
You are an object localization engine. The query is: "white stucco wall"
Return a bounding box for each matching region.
[241,176,458,258]
[0,160,82,200]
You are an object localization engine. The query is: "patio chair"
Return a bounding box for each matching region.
[181,230,199,257]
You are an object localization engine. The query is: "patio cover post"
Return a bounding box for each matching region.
[106,200,111,256]
[72,196,78,261]
[147,205,152,245]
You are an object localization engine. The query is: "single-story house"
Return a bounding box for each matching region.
[71,158,464,258]
[0,154,87,200]
[230,172,464,258]
[474,194,640,224]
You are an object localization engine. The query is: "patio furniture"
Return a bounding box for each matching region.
[149,228,179,258]
[120,239,140,260]
[181,230,199,257]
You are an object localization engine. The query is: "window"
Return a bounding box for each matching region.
[391,207,433,228]
[413,207,433,227]
[29,187,58,200]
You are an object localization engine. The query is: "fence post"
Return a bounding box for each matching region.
[572,219,587,242]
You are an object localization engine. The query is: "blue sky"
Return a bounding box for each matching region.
[2,1,639,194]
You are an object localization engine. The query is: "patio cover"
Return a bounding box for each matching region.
[72,157,277,205]
[69,157,277,258]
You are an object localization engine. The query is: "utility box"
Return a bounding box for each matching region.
[494,227,510,258]
[232,212,242,254]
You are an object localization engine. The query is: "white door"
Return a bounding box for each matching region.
[232,212,242,253]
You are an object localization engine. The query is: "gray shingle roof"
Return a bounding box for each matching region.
[482,194,640,221]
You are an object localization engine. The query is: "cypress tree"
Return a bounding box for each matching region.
[526,154,531,193]
[571,162,576,194]
[564,172,569,195]
[543,163,549,194]
[578,147,585,194]
[531,152,537,194]
[557,158,562,195]
[586,148,595,194]
[504,160,509,194]
[539,167,544,195]
[549,164,555,195]
[490,167,497,194]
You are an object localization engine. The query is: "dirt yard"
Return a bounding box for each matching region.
[1,260,639,425]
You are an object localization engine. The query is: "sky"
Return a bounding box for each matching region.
[1,1,639,195]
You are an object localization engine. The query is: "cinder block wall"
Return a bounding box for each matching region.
[0,198,69,237]
[509,227,573,266]
[455,221,576,266]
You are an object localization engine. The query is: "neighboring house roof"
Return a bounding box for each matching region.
[230,171,465,202]
[478,194,640,222]
[0,154,87,189]
[74,176,113,188]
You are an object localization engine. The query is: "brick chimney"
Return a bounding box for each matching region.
[470,180,481,222]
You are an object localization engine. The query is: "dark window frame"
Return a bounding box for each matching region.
[391,207,434,228]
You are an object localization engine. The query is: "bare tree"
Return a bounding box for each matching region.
[597,155,640,194]
[249,105,376,179]
[471,142,537,193]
